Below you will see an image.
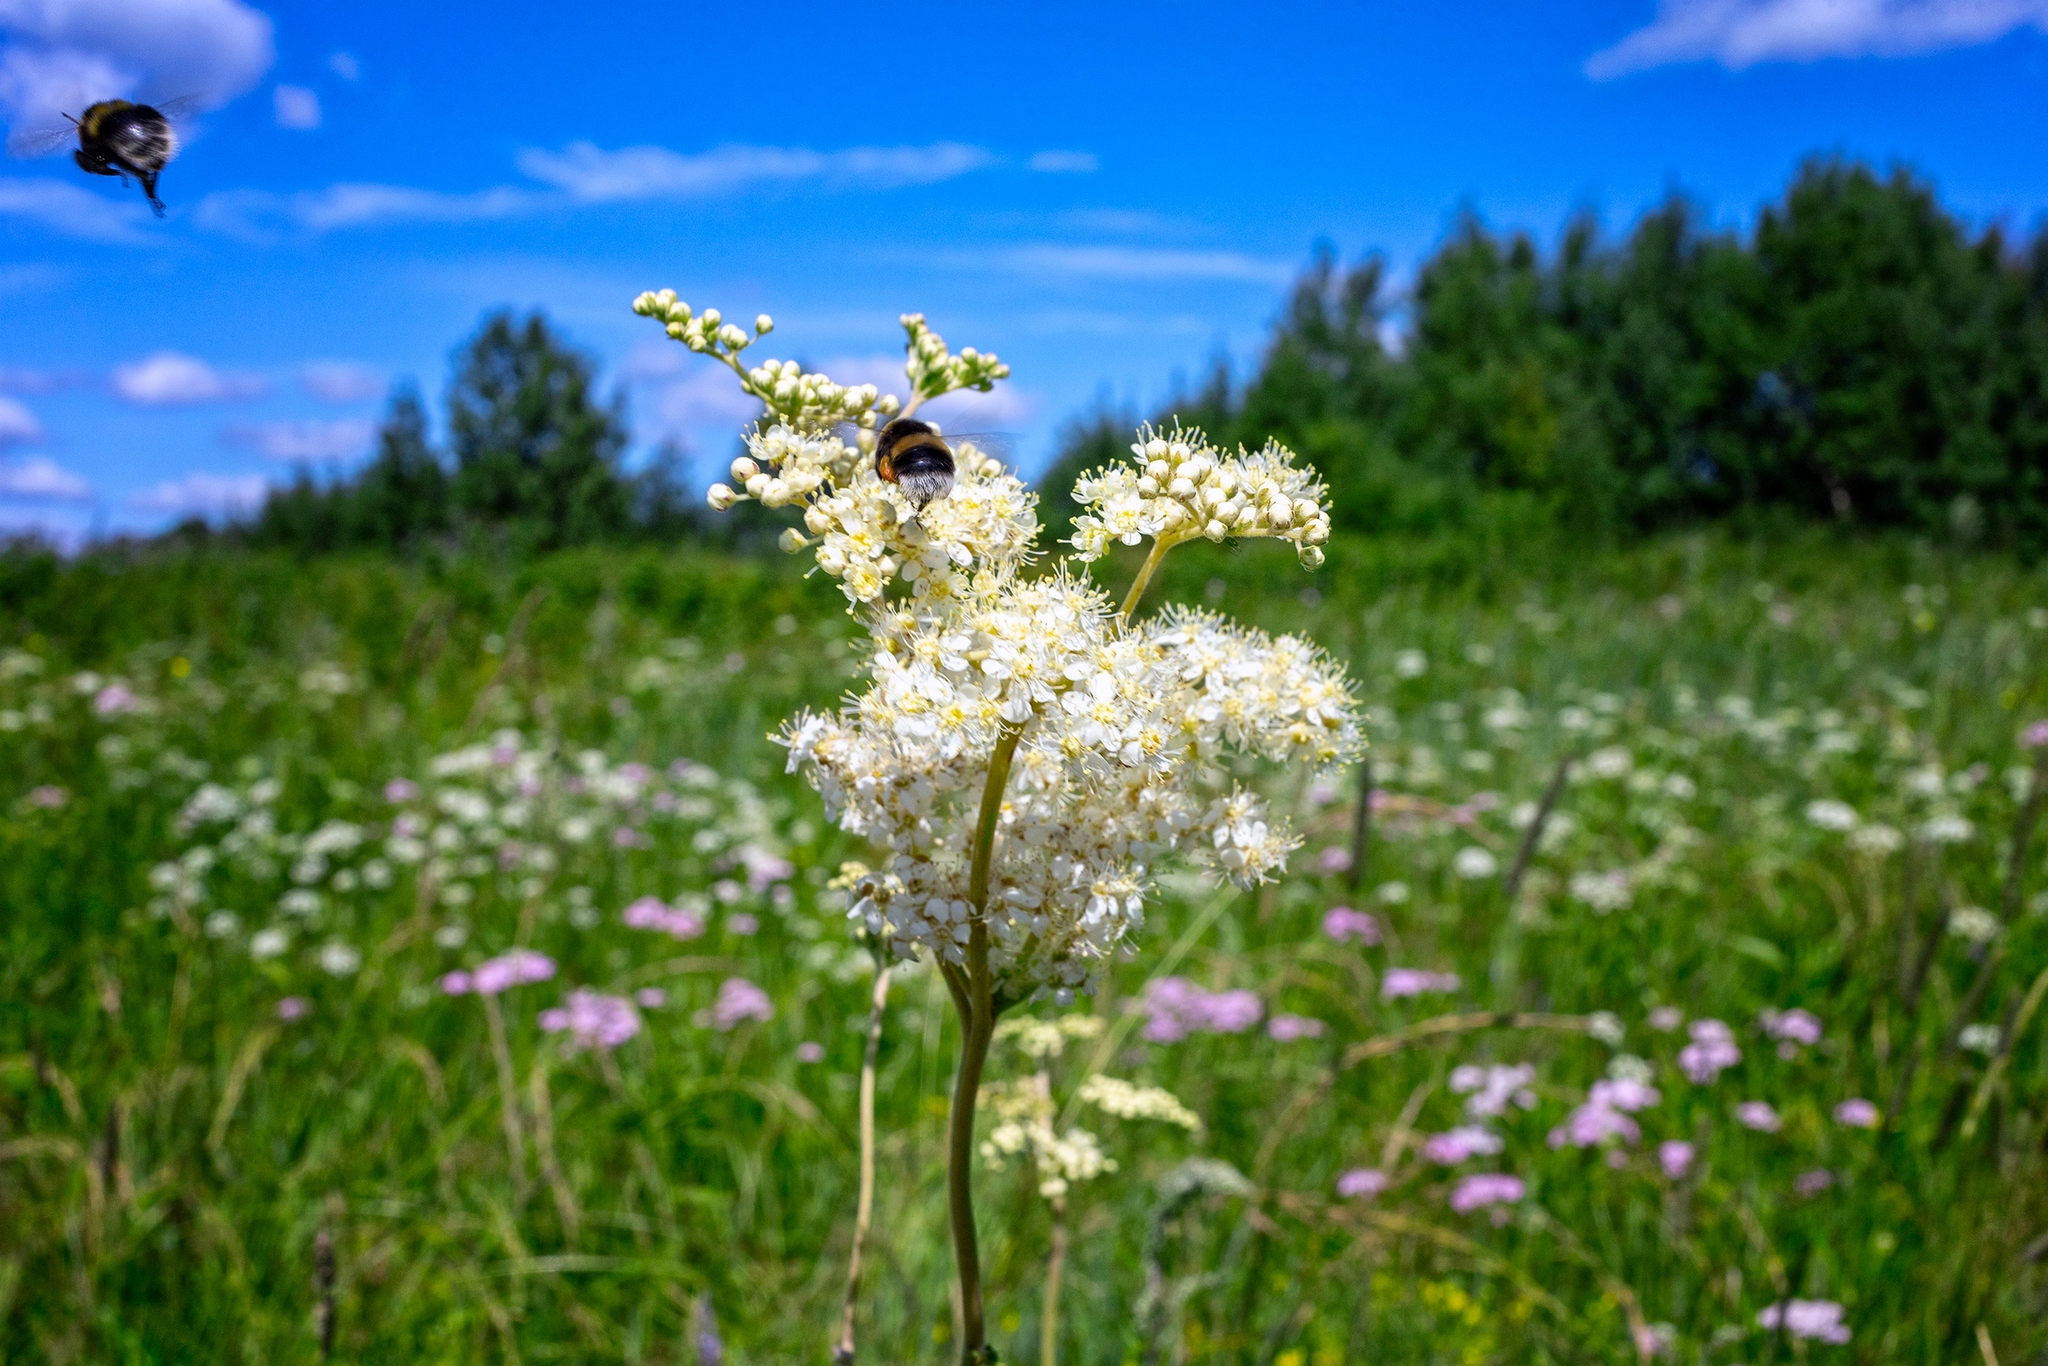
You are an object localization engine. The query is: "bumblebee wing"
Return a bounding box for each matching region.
[931,431,1017,464]
[150,94,205,124]
[7,123,77,158]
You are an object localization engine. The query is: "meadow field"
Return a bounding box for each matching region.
[4,523,2047,1364]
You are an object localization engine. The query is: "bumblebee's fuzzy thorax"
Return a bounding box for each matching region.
[873,417,956,509]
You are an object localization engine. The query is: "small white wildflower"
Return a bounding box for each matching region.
[204,910,240,939]
[1848,823,1903,856]
[318,941,362,976]
[1804,799,1859,832]
[1947,907,2001,944]
[250,928,289,959]
[1958,1023,2001,1054]
[1376,880,1411,905]
[1393,648,1428,679]
[1920,813,1974,844]
[1586,745,1633,779]
[1452,846,1499,880]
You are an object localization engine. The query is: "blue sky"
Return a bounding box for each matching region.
[3,0,2048,541]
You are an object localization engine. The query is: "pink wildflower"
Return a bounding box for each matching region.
[1678,1018,1741,1084]
[439,971,473,995]
[93,683,137,716]
[635,987,668,1009]
[467,949,557,995]
[709,977,773,1029]
[1321,906,1380,944]
[727,913,760,936]
[383,778,419,803]
[1757,1300,1851,1344]
[276,996,310,1021]
[1381,968,1459,1000]
[1267,1013,1326,1042]
[1736,1100,1780,1132]
[796,1041,826,1063]
[28,785,66,809]
[1423,1126,1505,1164]
[539,988,641,1050]
[1833,1097,1880,1129]
[2022,719,2048,749]
[1647,1006,1683,1032]
[1794,1168,1833,1196]
[1335,1168,1388,1198]
[1450,1063,1537,1118]
[1761,1007,1822,1047]
[1657,1140,1695,1179]
[1448,1172,1525,1213]
[1318,845,1354,875]
[1141,978,1263,1042]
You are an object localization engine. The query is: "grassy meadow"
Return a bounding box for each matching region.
[4,523,2048,1364]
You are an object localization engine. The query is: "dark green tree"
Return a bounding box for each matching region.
[448,311,631,550]
[348,385,450,548]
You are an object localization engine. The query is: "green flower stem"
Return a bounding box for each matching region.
[1118,537,1178,621]
[946,721,1024,1363]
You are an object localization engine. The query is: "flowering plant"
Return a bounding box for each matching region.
[631,291,1360,1359]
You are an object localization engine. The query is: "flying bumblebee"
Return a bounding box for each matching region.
[871,417,957,509]
[12,96,198,217]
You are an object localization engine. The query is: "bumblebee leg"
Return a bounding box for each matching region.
[73,150,118,178]
[140,170,165,217]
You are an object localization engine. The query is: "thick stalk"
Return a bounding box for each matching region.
[1042,1194,1069,1366]
[1118,537,1178,620]
[834,961,893,1365]
[948,723,1024,1363]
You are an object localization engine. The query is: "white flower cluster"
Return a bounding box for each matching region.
[1075,1074,1201,1130]
[980,1074,1114,1200]
[993,1011,1104,1061]
[1068,422,1333,569]
[633,299,1360,999]
[725,424,1038,606]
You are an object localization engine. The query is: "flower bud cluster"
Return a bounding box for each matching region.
[1069,422,1333,569]
[901,312,1010,403]
[635,291,896,432]
[980,1073,1113,1199]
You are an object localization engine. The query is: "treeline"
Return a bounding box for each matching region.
[1046,157,2048,551]
[233,313,710,557]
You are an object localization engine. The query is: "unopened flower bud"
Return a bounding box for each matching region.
[1169,477,1196,499]
[1300,544,1325,568]
[755,313,774,334]
[632,291,656,315]
[745,473,770,497]
[1206,519,1228,541]
[778,528,808,553]
[701,308,721,328]
[718,324,748,349]
[666,321,688,340]
[760,479,790,507]
[731,456,759,482]
[706,483,738,510]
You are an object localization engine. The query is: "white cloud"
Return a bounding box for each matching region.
[129,470,268,518]
[1028,150,1099,174]
[0,0,274,151]
[1586,0,2048,76]
[0,395,42,447]
[299,361,384,403]
[949,244,1296,285]
[516,140,995,202]
[0,455,92,502]
[327,51,359,81]
[0,363,89,392]
[222,418,375,462]
[622,340,766,441]
[0,176,153,242]
[273,83,319,130]
[112,351,265,404]
[194,140,998,238]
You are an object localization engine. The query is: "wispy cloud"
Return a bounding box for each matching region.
[299,362,385,403]
[129,470,268,518]
[112,352,266,405]
[274,83,320,130]
[946,244,1296,285]
[1586,0,2048,77]
[1028,150,1099,174]
[0,362,90,393]
[518,140,996,201]
[0,395,43,448]
[194,140,999,239]
[0,0,273,152]
[0,455,93,503]
[0,177,153,242]
[328,51,359,81]
[223,418,376,462]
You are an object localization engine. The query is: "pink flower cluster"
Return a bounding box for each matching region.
[1448,1172,1525,1213]
[1657,1140,1694,1179]
[1736,1100,1780,1132]
[1833,1097,1880,1129]
[1381,968,1460,1000]
[622,896,706,940]
[709,977,774,1030]
[540,989,642,1050]
[1335,1167,1389,1198]
[1141,978,1263,1042]
[732,843,795,893]
[441,949,557,996]
[1424,1126,1505,1164]
[1549,1077,1660,1150]
[1760,1007,1822,1046]
[94,683,138,716]
[2022,719,2048,749]
[1678,1018,1741,1083]
[1321,906,1380,944]
[1450,1063,1537,1118]
[1267,1013,1326,1042]
[1757,1300,1851,1344]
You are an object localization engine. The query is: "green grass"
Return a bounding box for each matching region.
[3,524,2047,1364]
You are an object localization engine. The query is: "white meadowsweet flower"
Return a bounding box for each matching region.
[1068,422,1332,569]
[1076,1074,1202,1130]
